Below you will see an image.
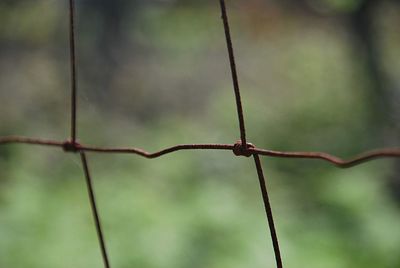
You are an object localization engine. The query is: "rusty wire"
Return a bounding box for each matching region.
[253,154,282,268]
[0,0,400,267]
[69,0,77,144]
[80,152,111,268]
[219,0,247,147]
[0,136,399,167]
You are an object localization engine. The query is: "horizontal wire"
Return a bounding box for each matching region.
[81,143,234,157]
[0,136,65,147]
[250,147,400,168]
[0,135,399,168]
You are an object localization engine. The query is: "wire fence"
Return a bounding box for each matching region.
[1,1,400,267]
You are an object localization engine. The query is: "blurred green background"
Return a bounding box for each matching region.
[0,0,400,267]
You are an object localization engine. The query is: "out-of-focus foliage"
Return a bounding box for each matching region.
[308,0,364,13]
[0,1,399,267]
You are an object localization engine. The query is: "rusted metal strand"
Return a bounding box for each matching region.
[253,154,282,268]
[69,0,77,143]
[250,147,400,168]
[80,153,111,268]
[82,143,234,158]
[0,136,65,147]
[219,0,247,146]
[0,136,399,167]
[0,136,234,156]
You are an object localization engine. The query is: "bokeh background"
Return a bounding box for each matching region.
[0,0,400,267]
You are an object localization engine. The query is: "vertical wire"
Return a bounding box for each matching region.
[253,154,283,268]
[68,0,77,143]
[219,2,282,265]
[219,0,247,146]
[80,153,111,268]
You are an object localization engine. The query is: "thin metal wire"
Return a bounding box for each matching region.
[253,154,282,268]
[250,147,400,168]
[80,152,111,268]
[69,0,77,143]
[0,136,399,167]
[219,0,247,146]
[0,0,399,267]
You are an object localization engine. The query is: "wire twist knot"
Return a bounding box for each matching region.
[63,140,80,153]
[233,140,254,157]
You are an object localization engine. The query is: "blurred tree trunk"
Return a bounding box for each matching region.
[349,0,389,134]
[79,0,140,106]
[274,0,400,201]
[348,0,400,201]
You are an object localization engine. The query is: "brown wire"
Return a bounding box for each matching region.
[219,0,247,147]
[0,1,399,267]
[69,0,77,143]
[80,152,111,268]
[253,154,282,268]
[0,136,399,168]
[250,147,400,168]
